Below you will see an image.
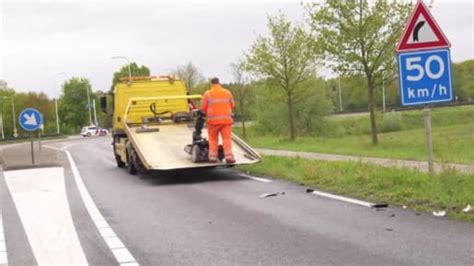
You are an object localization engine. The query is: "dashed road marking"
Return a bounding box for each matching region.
[64,149,139,265]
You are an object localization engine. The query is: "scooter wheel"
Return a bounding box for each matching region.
[191,145,201,163]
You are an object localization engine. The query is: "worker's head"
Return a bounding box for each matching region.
[211,77,220,85]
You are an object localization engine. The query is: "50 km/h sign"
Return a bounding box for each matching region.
[398,48,452,106]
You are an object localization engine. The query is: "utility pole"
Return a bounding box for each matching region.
[111,56,132,85]
[338,76,343,112]
[93,99,98,126]
[0,113,4,140]
[53,72,66,135]
[382,72,386,113]
[11,97,17,138]
[0,98,4,139]
[86,85,93,125]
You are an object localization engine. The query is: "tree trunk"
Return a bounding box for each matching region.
[287,92,296,140]
[368,80,378,144]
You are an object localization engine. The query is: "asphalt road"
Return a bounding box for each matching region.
[1,137,473,265]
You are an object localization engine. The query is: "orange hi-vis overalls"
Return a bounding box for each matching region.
[201,84,235,162]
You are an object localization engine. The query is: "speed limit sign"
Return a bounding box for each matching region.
[398,48,452,106]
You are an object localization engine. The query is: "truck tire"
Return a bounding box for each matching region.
[127,148,137,175]
[113,138,126,168]
[116,155,126,168]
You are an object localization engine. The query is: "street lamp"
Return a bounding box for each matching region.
[0,80,6,139]
[111,56,132,85]
[86,84,93,125]
[53,72,67,135]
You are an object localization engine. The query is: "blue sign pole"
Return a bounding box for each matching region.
[397,48,453,176]
[18,108,43,165]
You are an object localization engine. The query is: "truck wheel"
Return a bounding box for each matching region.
[127,149,137,175]
[113,140,126,168]
[116,155,126,168]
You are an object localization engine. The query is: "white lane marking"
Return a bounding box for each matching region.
[310,189,374,208]
[4,167,88,265]
[0,211,8,265]
[64,150,139,265]
[239,173,272,183]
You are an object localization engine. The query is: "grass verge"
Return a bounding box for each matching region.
[244,123,474,165]
[238,156,474,221]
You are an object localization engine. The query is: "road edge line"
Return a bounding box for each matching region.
[64,149,139,265]
[0,209,8,266]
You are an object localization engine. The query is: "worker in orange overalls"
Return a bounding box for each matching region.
[201,77,235,163]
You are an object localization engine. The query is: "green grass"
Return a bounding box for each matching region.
[238,105,474,165]
[238,156,474,221]
[327,105,474,135]
[245,124,474,164]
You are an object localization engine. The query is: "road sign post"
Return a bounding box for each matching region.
[423,106,434,175]
[396,0,452,176]
[19,108,43,165]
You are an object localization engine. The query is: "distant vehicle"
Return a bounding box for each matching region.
[81,126,108,137]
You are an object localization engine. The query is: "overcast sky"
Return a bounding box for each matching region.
[1,0,473,98]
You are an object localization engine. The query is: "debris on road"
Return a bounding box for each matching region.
[403,205,407,209]
[385,228,394,232]
[306,189,314,193]
[371,203,389,208]
[259,192,285,198]
[433,210,446,217]
[462,205,472,213]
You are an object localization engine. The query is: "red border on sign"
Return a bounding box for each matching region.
[397,0,451,52]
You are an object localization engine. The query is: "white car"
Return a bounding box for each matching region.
[81,126,108,137]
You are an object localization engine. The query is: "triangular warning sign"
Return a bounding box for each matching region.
[397,0,451,52]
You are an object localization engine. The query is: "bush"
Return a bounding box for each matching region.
[379,111,402,133]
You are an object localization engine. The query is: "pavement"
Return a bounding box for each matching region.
[0,142,61,170]
[0,137,473,265]
[256,148,474,174]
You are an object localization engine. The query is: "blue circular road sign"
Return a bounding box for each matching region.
[19,108,43,131]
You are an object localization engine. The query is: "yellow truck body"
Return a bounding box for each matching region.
[107,76,261,173]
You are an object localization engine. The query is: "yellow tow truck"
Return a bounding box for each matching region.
[100,75,261,174]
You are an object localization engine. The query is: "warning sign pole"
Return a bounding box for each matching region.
[423,105,434,176]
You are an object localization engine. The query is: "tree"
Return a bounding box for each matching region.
[307,0,412,144]
[245,14,318,140]
[229,58,255,138]
[111,62,150,91]
[173,61,204,93]
[452,60,474,102]
[59,77,93,132]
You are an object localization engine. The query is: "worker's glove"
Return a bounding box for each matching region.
[196,110,206,117]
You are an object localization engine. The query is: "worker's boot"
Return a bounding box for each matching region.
[225,155,236,164]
